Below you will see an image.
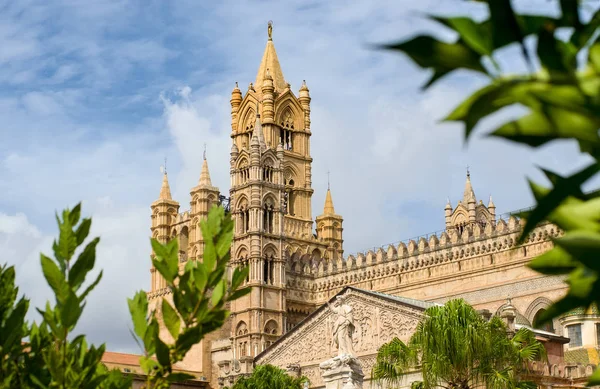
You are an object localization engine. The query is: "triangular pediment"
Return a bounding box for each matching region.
[255,287,435,385]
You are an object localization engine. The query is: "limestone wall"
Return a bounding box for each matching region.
[285,218,567,329]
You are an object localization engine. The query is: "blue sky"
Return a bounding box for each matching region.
[1,0,597,353]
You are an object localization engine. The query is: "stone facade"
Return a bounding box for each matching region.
[145,23,597,388]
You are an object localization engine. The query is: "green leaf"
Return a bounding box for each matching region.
[211,280,226,306]
[491,101,600,148]
[40,254,66,298]
[161,298,181,340]
[69,203,82,226]
[570,8,600,49]
[69,237,100,290]
[200,223,217,271]
[548,197,600,232]
[518,163,600,244]
[193,263,208,291]
[143,319,159,355]
[589,42,600,74]
[445,78,539,139]
[151,238,169,259]
[175,327,202,356]
[487,0,525,53]
[152,254,178,284]
[381,35,487,89]
[154,334,171,368]
[559,0,580,30]
[140,355,158,375]
[537,25,574,77]
[528,247,578,275]
[128,291,149,339]
[429,16,492,56]
[227,286,251,302]
[231,266,249,290]
[553,230,600,272]
[589,367,600,385]
[79,270,103,303]
[60,289,82,328]
[2,297,28,349]
[167,373,196,382]
[74,218,91,246]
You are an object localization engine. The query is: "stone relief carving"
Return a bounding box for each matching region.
[257,289,425,382]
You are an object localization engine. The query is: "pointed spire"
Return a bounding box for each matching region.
[198,150,213,187]
[255,22,287,93]
[323,189,336,215]
[445,198,452,210]
[463,168,476,204]
[159,172,172,200]
[488,195,495,209]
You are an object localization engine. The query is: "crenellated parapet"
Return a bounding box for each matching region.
[285,214,563,308]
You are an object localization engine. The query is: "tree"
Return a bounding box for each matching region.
[230,364,308,389]
[379,0,600,384]
[372,299,545,389]
[0,203,249,388]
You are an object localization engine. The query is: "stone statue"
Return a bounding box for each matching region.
[327,295,355,356]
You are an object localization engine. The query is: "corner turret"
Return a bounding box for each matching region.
[189,152,221,261]
[316,185,344,260]
[150,171,180,292]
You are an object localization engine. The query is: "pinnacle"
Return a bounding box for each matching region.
[323,189,336,215]
[159,172,172,201]
[198,158,213,187]
[463,171,476,204]
[255,33,287,93]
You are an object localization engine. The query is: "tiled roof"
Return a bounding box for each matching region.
[102,352,142,366]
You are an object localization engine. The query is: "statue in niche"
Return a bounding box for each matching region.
[327,294,355,356]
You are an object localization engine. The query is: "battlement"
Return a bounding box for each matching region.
[285,208,562,299]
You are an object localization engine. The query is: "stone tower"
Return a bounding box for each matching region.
[315,187,344,261]
[226,21,336,366]
[150,172,180,291]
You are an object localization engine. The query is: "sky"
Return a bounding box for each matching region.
[0,0,598,353]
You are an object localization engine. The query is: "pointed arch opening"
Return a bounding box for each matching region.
[179,226,189,262]
[279,107,295,150]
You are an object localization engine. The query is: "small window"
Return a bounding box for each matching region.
[567,324,583,348]
[596,323,600,346]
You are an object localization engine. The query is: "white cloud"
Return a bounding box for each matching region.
[1,0,598,354]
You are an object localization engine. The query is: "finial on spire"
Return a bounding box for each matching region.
[235,81,238,88]
[203,143,207,160]
[164,157,167,175]
[268,20,273,41]
[327,170,330,190]
[466,165,470,177]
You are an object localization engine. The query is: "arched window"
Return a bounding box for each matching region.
[263,198,275,233]
[262,164,274,183]
[533,309,555,333]
[179,226,189,262]
[239,161,250,184]
[236,321,248,336]
[237,198,250,234]
[279,109,294,150]
[264,320,278,335]
[262,252,275,285]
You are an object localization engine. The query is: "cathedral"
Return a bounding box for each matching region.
[120,23,600,388]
